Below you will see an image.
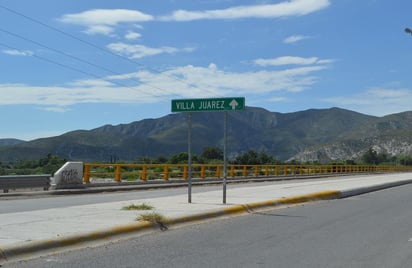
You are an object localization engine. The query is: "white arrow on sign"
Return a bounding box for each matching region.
[229,99,239,110]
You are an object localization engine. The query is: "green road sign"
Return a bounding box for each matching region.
[171,97,245,113]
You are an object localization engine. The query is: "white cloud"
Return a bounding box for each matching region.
[268,96,288,102]
[283,35,310,44]
[58,1,329,38]
[254,56,333,66]
[367,88,410,98]
[59,9,153,36]
[41,106,71,113]
[0,83,158,107]
[0,63,328,109]
[104,66,322,103]
[84,25,115,36]
[107,43,191,59]
[317,59,335,64]
[322,87,412,116]
[125,31,142,40]
[160,0,330,21]
[106,64,328,95]
[2,49,33,56]
[59,9,153,25]
[69,79,114,87]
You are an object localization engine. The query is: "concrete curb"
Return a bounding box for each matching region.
[1,179,412,262]
[339,178,412,198]
[0,221,156,262]
[165,190,340,226]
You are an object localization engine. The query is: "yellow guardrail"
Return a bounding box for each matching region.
[82,163,412,183]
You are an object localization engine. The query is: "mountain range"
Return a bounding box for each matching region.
[1,106,412,163]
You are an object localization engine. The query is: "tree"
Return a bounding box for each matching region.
[168,152,198,164]
[362,148,378,164]
[234,150,258,165]
[345,160,356,165]
[38,153,67,174]
[362,148,388,165]
[257,151,278,164]
[398,155,412,165]
[0,161,5,175]
[200,146,223,163]
[155,155,168,164]
[234,150,278,165]
[377,152,388,164]
[137,156,153,164]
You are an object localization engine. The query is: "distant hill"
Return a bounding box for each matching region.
[291,111,412,162]
[1,106,412,163]
[0,138,25,147]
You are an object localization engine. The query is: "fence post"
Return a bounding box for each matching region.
[83,164,90,183]
[183,165,188,180]
[163,165,169,180]
[230,165,235,177]
[243,165,247,177]
[283,165,288,176]
[216,165,221,178]
[115,165,121,182]
[200,165,205,179]
[142,165,147,181]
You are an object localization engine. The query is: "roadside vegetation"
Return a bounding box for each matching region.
[137,212,165,223]
[0,153,67,175]
[1,147,411,176]
[122,203,154,211]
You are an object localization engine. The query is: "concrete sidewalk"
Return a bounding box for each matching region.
[1,172,412,261]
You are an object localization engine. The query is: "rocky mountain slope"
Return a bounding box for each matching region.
[1,107,412,163]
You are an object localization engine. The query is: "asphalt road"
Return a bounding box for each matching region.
[5,183,412,268]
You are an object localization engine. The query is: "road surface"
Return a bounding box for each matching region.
[4,182,412,267]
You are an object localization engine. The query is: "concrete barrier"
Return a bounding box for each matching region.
[52,162,84,189]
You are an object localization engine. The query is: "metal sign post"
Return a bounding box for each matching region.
[172,97,245,204]
[187,112,192,203]
[223,111,228,204]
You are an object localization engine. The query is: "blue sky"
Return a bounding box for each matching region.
[1,0,411,140]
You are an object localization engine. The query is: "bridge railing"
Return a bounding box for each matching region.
[83,163,412,183]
